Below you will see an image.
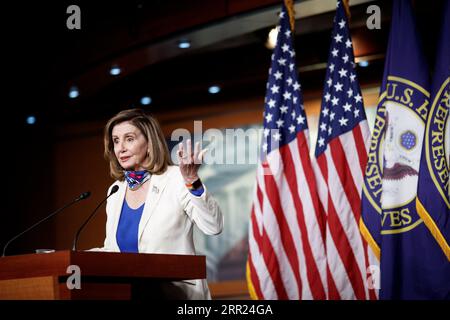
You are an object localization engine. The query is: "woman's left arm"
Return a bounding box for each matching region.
[179,183,223,235]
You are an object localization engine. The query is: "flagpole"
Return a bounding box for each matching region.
[284,0,296,31]
[342,0,351,21]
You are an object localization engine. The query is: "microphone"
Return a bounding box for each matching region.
[1,191,91,257]
[72,185,119,251]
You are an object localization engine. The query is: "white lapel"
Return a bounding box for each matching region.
[138,168,171,241]
[109,181,127,251]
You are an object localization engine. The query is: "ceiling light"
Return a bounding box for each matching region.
[140,96,152,105]
[178,39,191,49]
[69,86,79,99]
[26,115,36,125]
[110,65,121,76]
[208,85,221,94]
[358,60,369,67]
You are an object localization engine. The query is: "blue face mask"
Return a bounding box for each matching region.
[124,170,151,190]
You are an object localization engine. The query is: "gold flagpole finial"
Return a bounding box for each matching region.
[342,0,352,21]
[284,0,296,31]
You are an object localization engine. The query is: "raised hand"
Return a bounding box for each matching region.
[177,139,207,184]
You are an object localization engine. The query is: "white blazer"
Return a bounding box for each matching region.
[98,165,223,299]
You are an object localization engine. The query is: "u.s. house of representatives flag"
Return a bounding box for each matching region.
[313,0,376,300]
[247,3,328,300]
[416,0,450,263]
[361,0,450,299]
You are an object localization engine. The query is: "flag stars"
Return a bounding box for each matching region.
[261,7,316,153]
[297,115,306,124]
[331,96,339,106]
[329,63,335,72]
[276,119,285,128]
[347,88,353,97]
[262,143,268,152]
[283,91,292,100]
[267,99,276,108]
[338,116,349,126]
[310,6,364,154]
[270,85,280,94]
[342,54,349,63]
[345,39,352,48]
[334,82,343,92]
[273,132,282,141]
[332,48,339,57]
[318,137,325,147]
[327,78,333,87]
[343,102,352,112]
[296,114,305,124]
[338,68,348,78]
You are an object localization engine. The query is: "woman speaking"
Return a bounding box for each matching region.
[98,108,223,299]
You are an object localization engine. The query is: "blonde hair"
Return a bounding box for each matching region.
[104,108,172,180]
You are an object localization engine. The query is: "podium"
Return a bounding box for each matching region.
[0,250,206,300]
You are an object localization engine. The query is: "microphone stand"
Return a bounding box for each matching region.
[72,186,119,251]
[2,192,90,257]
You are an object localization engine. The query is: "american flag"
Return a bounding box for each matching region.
[312,0,377,300]
[247,4,328,299]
